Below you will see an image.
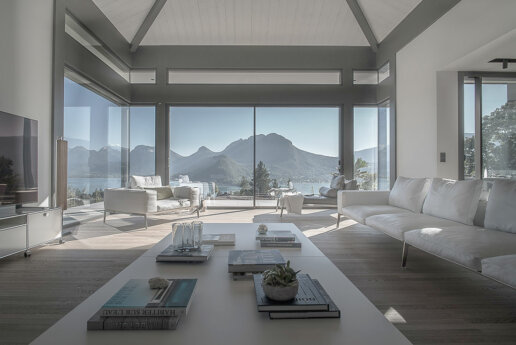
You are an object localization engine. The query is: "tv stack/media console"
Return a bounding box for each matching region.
[0,205,63,259]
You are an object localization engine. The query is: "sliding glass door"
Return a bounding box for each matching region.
[169,106,339,207]
[169,107,254,207]
[462,75,516,180]
[64,77,128,208]
[353,105,390,190]
[255,107,339,206]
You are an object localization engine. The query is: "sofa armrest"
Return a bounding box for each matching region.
[104,188,157,214]
[337,190,390,211]
[172,186,200,208]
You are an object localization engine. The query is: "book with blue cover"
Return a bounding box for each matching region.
[100,278,197,317]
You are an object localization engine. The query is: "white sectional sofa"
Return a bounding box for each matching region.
[337,177,516,289]
[104,175,200,229]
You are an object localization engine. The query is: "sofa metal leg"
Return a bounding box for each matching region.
[144,215,148,230]
[402,242,409,268]
[103,210,107,223]
[337,213,341,228]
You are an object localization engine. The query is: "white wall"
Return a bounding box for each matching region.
[396,0,516,179]
[0,0,54,206]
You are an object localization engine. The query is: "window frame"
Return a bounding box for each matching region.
[458,71,516,180]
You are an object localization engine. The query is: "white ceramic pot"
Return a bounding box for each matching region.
[262,280,299,301]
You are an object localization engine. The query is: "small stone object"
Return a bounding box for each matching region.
[257,224,268,234]
[148,277,169,289]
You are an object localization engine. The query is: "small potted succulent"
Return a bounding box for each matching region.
[261,261,300,301]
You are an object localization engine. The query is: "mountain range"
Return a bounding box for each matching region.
[67,133,375,184]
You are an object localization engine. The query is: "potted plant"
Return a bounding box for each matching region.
[261,261,300,301]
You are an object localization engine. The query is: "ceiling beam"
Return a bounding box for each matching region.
[346,0,378,52]
[130,0,167,53]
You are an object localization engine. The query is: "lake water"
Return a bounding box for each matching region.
[67,178,331,196]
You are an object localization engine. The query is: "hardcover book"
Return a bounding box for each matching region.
[88,310,180,330]
[202,233,235,246]
[100,278,197,317]
[156,244,214,262]
[228,250,286,273]
[260,235,301,248]
[255,230,296,242]
[253,274,329,312]
[268,279,340,319]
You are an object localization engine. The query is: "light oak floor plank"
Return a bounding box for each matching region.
[0,209,514,345]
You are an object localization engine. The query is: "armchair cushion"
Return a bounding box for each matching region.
[330,175,346,189]
[319,187,338,198]
[129,175,162,189]
[172,186,200,208]
[144,186,173,200]
[157,199,191,211]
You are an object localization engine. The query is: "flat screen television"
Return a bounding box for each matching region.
[0,111,38,206]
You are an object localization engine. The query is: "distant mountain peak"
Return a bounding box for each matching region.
[197,146,213,153]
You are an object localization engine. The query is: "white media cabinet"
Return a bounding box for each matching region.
[0,206,63,259]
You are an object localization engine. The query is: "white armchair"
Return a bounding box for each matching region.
[104,176,200,229]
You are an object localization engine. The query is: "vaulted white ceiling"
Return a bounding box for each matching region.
[92,0,422,46]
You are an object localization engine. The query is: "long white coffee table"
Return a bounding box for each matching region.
[30,223,412,345]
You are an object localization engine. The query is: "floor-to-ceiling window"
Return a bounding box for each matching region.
[462,75,516,180]
[353,104,390,190]
[169,107,254,207]
[64,77,128,207]
[169,106,339,206]
[129,106,156,176]
[255,107,339,206]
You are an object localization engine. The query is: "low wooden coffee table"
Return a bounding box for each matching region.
[30,223,411,345]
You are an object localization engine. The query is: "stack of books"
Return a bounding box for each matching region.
[228,249,286,280]
[156,244,214,262]
[87,278,197,330]
[202,233,235,246]
[256,230,301,248]
[253,273,340,319]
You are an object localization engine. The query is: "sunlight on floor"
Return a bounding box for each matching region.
[303,218,356,238]
[384,307,407,324]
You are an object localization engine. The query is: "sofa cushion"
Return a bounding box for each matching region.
[144,186,173,200]
[330,175,346,190]
[404,225,516,271]
[484,179,516,234]
[422,178,482,225]
[156,198,190,211]
[365,213,460,241]
[129,175,162,188]
[388,176,430,213]
[481,255,516,288]
[340,205,411,224]
[319,187,338,198]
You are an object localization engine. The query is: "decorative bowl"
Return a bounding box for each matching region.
[262,280,299,301]
[257,224,268,234]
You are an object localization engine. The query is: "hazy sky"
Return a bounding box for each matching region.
[170,107,341,157]
[65,76,510,156]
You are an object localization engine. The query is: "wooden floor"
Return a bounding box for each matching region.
[0,209,514,345]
